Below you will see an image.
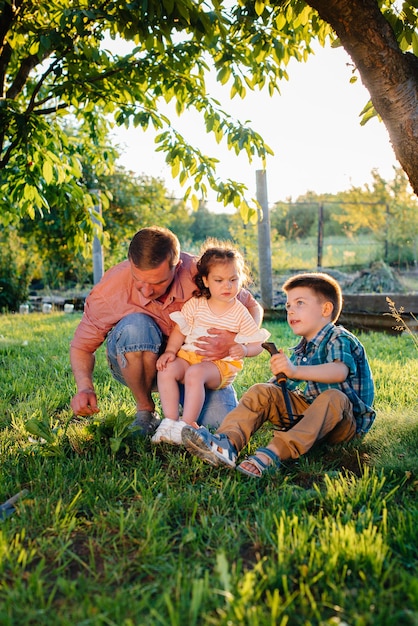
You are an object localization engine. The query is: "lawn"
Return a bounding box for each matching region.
[0,312,417,625]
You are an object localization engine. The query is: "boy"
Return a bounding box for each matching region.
[181,272,376,478]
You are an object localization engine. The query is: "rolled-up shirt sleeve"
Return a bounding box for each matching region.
[327,335,357,375]
[70,297,115,353]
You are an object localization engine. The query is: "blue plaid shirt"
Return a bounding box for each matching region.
[283,323,376,435]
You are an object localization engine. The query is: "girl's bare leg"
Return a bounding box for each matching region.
[157,358,189,420]
[182,362,221,426]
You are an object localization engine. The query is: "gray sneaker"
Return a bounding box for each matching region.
[129,410,161,437]
[181,425,237,468]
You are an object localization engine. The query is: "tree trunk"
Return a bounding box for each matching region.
[307,0,418,196]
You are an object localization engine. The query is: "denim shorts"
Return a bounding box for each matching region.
[106,312,238,428]
[106,313,163,379]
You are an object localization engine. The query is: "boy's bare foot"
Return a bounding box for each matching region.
[236,447,280,479]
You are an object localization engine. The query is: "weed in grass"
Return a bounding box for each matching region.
[87,410,139,456]
[385,297,418,352]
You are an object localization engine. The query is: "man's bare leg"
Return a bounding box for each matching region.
[118,350,158,412]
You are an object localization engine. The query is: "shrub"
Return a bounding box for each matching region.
[0,231,32,312]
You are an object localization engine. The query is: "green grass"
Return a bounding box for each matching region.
[271,235,385,271]
[0,313,417,625]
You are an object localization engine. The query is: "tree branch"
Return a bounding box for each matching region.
[0,135,21,169]
[6,52,49,100]
[33,102,68,115]
[0,0,24,52]
[26,56,62,113]
[0,42,13,97]
[307,0,418,195]
[0,0,25,98]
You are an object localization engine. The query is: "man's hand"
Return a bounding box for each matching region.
[194,328,236,360]
[70,388,100,416]
[70,347,99,416]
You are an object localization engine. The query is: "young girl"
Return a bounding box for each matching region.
[151,242,270,445]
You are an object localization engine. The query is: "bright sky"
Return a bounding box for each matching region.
[112,44,399,212]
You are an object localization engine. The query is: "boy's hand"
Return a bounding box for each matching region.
[271,351,296,379]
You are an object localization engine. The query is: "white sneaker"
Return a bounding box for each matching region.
[151,418,187,445]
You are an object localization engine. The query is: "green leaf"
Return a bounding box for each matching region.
[25,418,56,444]
[190,193,199,210]
[412,31,418,55]
[42,161,54,185]
[255,1,265,17]
[217,65,231,85]
[171,158,180,178]
[360,100,378,126]
[109,437,122,454]
[28,40,40,55]
[275,13,287,30]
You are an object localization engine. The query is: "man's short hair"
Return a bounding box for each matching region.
[282,272,343,322]
[128,227,180,269]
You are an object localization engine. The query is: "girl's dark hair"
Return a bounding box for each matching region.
[282,272,343,322]
[193,240,249,299]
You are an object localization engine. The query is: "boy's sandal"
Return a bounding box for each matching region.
[236,447,281,479]
[182,426,237,468]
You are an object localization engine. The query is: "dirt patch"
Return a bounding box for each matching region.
[343,261,406,293]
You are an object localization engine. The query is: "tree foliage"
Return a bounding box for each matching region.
[334,168,418,264]
[1,163,416,309]
[0,228,32,311]
[270,167,418,265]
[99,169,182,262]
[0,0,417,239]
[0,0,311,226]
[16,169,188,287]
[5,168,238,297]
[271,195,318,240]
[306,0,418,195]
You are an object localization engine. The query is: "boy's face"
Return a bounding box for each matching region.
[285,286,333,341]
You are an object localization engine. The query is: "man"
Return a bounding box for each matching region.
[70,226,263,435]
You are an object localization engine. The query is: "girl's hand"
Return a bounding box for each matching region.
[229,343,247,359]
[156,351,176,371]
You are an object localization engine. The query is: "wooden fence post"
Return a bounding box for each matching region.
[256,170,273,309]
[91,188,104,285]
[317,202,324,269]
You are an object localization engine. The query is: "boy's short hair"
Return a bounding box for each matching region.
[282,272,343,322]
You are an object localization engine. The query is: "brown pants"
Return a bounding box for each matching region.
[217,383,356,461]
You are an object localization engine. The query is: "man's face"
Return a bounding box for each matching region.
[130,259,176,300]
